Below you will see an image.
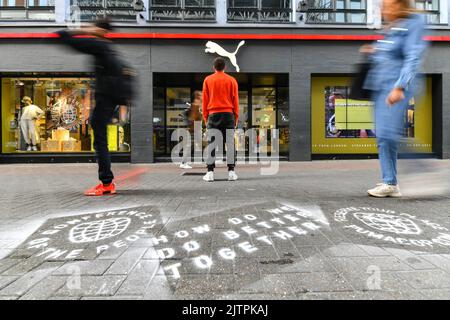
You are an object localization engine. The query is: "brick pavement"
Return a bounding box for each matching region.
[0,160,449,300]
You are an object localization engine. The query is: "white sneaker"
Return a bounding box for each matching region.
[26,146,32,151]
[203,171,214,182]
[228,171,238,181]
[367,184,402,198]
[32,146,38,151]
[180,163,192,169]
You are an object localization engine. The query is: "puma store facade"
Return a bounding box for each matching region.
[0,26,450,163]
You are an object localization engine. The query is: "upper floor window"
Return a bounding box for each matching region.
[414,0,441,25]
[298,0,366,24]
[227,0,293,23]
[149,0,216,22]
[70,0,137,21]
[0,0,55,20]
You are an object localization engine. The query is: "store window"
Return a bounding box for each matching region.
[0,0,55,20]
[311,76,432,155]
[153,73,289,159]
[414,0,441,25]
[227,0,292,23]
[298,0,367,24]
[69,0,137,21]
[1,76,130,153]
[150,0,216,22]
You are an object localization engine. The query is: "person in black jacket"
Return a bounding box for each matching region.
[57,19,122,196]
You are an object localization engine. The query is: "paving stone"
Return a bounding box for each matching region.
[287,272,354,293]
[357,245,392,257]
[0,276,19,290]
[0,259,23,274]
[53,260,115,276]
[417,289,450,299]
[142,275,175,300]
[1,257,45,276]
[104,247,147,275]
[81,295,143,300]
[394,270,450,289]
[238,273,296,296]
[19,276,67,300]
[54,275,127,297]
[175,274,235,295]
[0,262,62,297]
[0,296,19,300]
[115,260,160,296]
[420,254,450,272]
[383,248,438,270]
[321,244,369,258]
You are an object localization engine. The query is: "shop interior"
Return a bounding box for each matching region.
[153,73,290,160]
[1,75,131,154]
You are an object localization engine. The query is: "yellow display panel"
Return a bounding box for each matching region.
[334,99,374,130]
[311,76,433,154]
[90,125,119,152]
[1,79,15,153]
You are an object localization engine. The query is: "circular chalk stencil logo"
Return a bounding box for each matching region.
[24,208,157,261]
[69,217,131,243]
[334,207,450,248]
[352,212,421,235]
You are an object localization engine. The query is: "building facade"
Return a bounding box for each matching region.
[0,0,449,163]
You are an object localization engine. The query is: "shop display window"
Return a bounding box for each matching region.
[1,77,131,153]
[324,86,416,139]
[153,73,289,158]
[312,76,432,154]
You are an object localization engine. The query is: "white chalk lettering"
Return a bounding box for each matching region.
[238,241,258,253]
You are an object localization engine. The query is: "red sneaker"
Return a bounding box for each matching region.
[84,183,116,196]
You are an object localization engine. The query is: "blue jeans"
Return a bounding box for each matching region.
[377,137,398,185]
[373,89,409,186]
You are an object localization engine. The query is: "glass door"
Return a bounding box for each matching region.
[165,87,191,155]
[251,87,277,154]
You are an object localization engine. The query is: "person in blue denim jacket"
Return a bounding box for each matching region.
[363,0,428,198]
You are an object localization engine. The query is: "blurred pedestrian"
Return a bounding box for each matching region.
[202,57,239,182]
[180,91,203,169]
[363,0,428,198]
[57,18,135,196]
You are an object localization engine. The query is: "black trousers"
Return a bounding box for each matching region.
[90,95,116,184]
[206,112,236,172]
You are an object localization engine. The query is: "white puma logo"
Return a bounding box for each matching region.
[205,40,246,72]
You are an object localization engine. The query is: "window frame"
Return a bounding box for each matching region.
[0,1,55,21]
[299,0,368,25]
[414,0,442,25]
[69,0,138,22]
[227,0,294,24]
[149,0,217,23]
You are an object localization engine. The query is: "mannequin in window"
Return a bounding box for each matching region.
[20,96,44,151]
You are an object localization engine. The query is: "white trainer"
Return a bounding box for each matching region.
[26,146,32,151]
[180,162,192,169]
[32,146,38,151]
[203,171,214,182]
[367,183,402,198]
[228,171,238,181]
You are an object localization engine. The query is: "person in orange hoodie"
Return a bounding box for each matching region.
[202,57,239,182]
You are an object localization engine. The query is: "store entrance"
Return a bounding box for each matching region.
[153,73,289,160]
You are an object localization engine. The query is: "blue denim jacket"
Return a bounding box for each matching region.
[364,14,428,95]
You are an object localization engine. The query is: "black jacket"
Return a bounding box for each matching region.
[57,30,122,97]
